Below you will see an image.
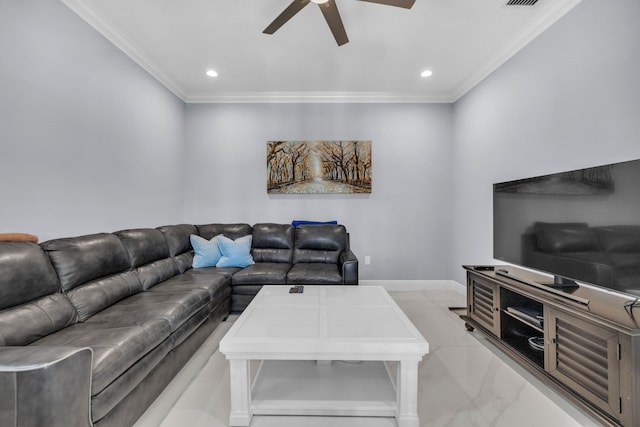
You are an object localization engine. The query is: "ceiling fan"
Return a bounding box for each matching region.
[263,0,416,46]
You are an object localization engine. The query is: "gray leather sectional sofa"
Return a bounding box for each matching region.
[0,222,357,427]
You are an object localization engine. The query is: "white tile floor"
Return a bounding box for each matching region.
[133,290,601,427]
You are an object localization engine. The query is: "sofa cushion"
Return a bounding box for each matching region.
[90,338,173,421]
[42,233,131,292]
[71,285,212,396]
[535,222,599,253]
[251,223,294,263]
[197,223,252,240]
[190,234,222,268]
[0,242,60,310]
[115,229,170,268]
[157,224,197,257]
[166,305,210,349]
[66,271,143,322]
[293,224,347,264]
[115,227,181,290]
[187,265,242,277]
[0,294,77,346]
[232,263,291,285]
[287,263,342,284]
[216,235,255,268]
[31,321,170,395]
[152,271,231,301]
[135,258,180,291]
[88,290,209,333]
[158,224,198,274]
[174,252,195,273]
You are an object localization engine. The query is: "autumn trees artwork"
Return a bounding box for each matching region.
[267,141,372,194]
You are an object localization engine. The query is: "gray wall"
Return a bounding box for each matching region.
[3,0,639,285]
[0,0,185,242]
[183,103,454,280]
[451,0,640,284]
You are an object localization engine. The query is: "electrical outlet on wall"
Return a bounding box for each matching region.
[364,256,371,265]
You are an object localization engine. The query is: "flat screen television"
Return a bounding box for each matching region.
[493,158,640,297]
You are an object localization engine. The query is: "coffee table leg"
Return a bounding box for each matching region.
[396,359,420,427]
[229,359,252,426]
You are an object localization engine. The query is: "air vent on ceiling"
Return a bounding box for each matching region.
[506,0,539,5]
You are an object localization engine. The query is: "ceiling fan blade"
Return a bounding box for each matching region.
[263,0,311,34]
[319,0,349,46]
[357,0,416,9]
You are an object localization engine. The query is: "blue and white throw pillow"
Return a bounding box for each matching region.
[190,234,222,268]
[216,235,255,268]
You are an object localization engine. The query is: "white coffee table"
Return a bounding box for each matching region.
[219,285,429,427]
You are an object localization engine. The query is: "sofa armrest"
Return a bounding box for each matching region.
[339,249,359,284]
[0,346,93,427]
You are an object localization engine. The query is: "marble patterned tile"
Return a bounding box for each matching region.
[421,289,467,309]
[480,381,595,427]
[416,346,491,426]
[134,322,232,427]
[398,303,484,349]
[161,351,230,414]
[135,290,597,427]
[389,291,438,308]
[429,345,502,401]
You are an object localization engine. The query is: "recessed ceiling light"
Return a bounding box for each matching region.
[310,0,329,3]
[420,69,433,78]
[206,69,218,78]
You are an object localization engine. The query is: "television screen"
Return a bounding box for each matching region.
[493,158,640,297]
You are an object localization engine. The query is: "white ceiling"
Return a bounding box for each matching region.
[61,0,581,103]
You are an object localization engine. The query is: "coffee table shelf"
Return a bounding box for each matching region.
[251,360,397,417]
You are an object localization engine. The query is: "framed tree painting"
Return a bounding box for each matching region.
[267,140,372,194]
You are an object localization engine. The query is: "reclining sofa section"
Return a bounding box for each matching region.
[198,223,359,312]
[0,222,358,427]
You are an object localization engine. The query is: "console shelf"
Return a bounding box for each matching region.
[502,336,544,367]
[463,265,640,427]
[503,309,544,334]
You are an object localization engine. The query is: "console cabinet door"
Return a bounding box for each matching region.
[468,275,500,336]
[546,308,621,421]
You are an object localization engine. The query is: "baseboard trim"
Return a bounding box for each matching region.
[358,280,465,295]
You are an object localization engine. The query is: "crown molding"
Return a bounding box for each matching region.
[61,0,581,104]
[184,91,455,104]
[60,0,188,101]
[451,0,582,102]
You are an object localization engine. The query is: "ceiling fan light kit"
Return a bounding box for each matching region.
[263,0,416,46]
